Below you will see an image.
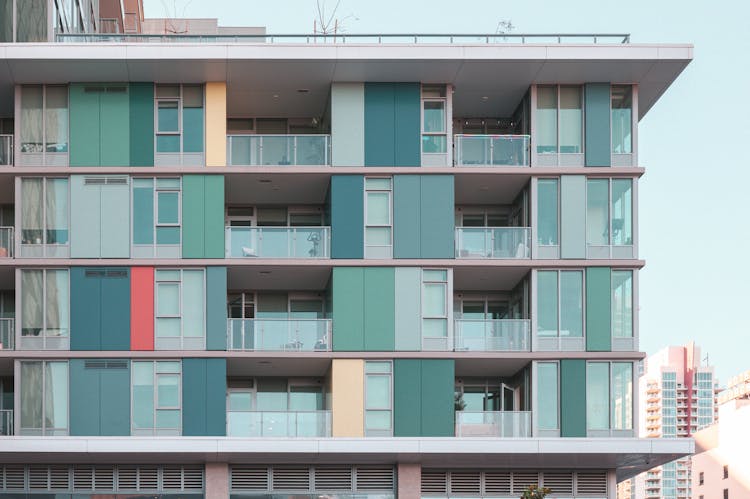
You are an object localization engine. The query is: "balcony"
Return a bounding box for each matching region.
[0,409,11,436]
[454,319,530,351]
[0,318,14,350]
[454,135,530,167]
[225,227,330,259]
[455,227,530,259]
[227,410,331,437]
[455,411,531,437]
[227,318,331,351]
[0,135,12,166]
[227,135,331,166]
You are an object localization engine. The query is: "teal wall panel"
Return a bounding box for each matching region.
[182,358,226,436]
[364,83,396,166]
[70,175,102,258]
[560,359,587,437]
[69,359,100,435]
[585,83,611,167]
[205,358,227,436]
[206,267,227,351]
[420,175,455,258]
[331,83,365,166]
[586,267,612,351]
[332,267,365,351]
[183,108,204,153]
[330,175,364,259]
[129,82,154,166]
[69,84,101,166]
[99,86,130,166]
[393,175,421,258]
[70,359,130,436]
[393,360,421,436]
[560,175,586,259]
[204,175,225,258]
[394,268,421,351]
[420,359,455,436]
[99,363,131,435]
[182,175,205,258]
[393,83,421,167]
[363,267,395,351]
[100,268,130,351]
[70,267,102,350]
[132,183,154,245]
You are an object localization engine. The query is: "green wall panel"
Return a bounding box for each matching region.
[70,84,130,166]
[420,175,455,258]
[182,358,226,436]
[69,359,100,435]
[132,183,154,244]
[100,268,130,351]
[182,175,205,258]
[129,82,155,166]
[183,108,205,153]
[330,175,364,259]
[70,359,130,436]
[364,83,396,166]
[206,267,228,351]
[560,359,587,437]
[363,267,395,351]
[560,175,586,259]
[70,267,102,350]
[99,363,131,436]
[394,268,421,351]
[393,175,421,258]
[393,83,421,167]
[69,84,101,166]
[393,360,421,436]
[584,83,611,167]
[99,85,130,166]
[586,267,612,351]
[204,175,225,258]
[332,267,365,351]
[420,359,455,436]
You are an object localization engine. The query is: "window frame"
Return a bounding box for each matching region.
[535,84,585,156]
[19,84,70,163]
[585,361,634,435]
[364,177,393,259]
[364,360,393,437]
[18,360,69,436]
[130,177,183,257]
[536,269,585,341]
[131,360,182,436]
[154,268,206,350]
[19,267,70,350]
[535,361,560,433]
[20,176,71,254]
[585,177,634,253]
[536,177,560,248]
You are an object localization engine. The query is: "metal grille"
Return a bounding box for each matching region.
[272,466,310,491]
[314,466,351,490]
[543,471,574,494]
[422,469,607,497]
[450,471,482,494]
[512,471,540,494]
[484,471,511,495]
[84,176,128,185]
[354,466,395,491]
[576,471,607,494]
[231,465,395,493]
[84,359,128,370]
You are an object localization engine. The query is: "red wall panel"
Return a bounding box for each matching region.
[131,266,154,351]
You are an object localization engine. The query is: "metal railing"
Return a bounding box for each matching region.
[227,135,331,166]
[0,318,13,350]
[227,318,331,351]
[455,227,531,259]
[226,226,330,258]
[0,410,12,436]
[227,410,331,437]
[455,411,531,437]
[454,134,530,167]
[0,135,12,166]
[55,33,631,44]
[454,319,530,352]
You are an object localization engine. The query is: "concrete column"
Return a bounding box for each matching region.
[607,469,617,499]
[206,462,229,499]
[397,463,421,499]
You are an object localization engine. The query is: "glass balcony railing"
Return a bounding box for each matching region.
[226,226,330,258]
[455,227,530,259]
[0,227,13,258]
[454,319,530,351]
[227,318,332,351]
[454,134,530,167]
[227,410,331,437]
[0,135,12,166]
[227,135,331,166]
[0,409,12,436]
[455,411,532,437]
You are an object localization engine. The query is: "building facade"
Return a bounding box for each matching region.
[0,2,693,498]
[623,343,718,499]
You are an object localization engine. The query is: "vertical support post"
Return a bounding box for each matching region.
[397,463,422,499]
[205,463,230,499]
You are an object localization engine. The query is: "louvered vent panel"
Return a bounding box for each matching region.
[183,466,204,490]
[162,466,183,490]
[94,466,115,490]
[449,471,481,495]
[542,471,573,494]
[512,472,540,494]
[484,471,512,495]
[4,465,25,490]
[231,466,268,491]
[49,466,70,490]
[355,466,394,491]
[272,467,310,490]
[84,177,106,185]
[421,470,448,494]
[314,466,351,491]
[27,465,48,490]
[105,176,128,184]
[117,466,138,490]
[73,466,94,490]
[138,466,159,490]
[576,471,607,494]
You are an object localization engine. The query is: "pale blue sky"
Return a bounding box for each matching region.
[146,0,749,384]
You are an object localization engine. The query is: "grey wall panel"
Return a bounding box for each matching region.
[560,175,586,259]
[100,183,130,257]
[394,267,421,351]
[70,175,101,258]
[331,83,365,166]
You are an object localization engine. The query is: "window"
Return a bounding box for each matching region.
[536,85,583,154]
[20,86,68,161]
[699,472,704,486]
[21,269,70,350]
[537,270,583,338]
[20,361,68,435]
[364,178,392,258]
[422,85,447,154]
[611,86,633,154]
[17,0,48,42]
[536,86,558,154]
[537,179,559,246]
[365,361,392,436]
[132,361,181,435]
[724,465,729,480]
[612,270,633,338]
[155,84,204,160]
[724,489,729,499]
[586,178,633,249]
[154,269,205,350]
[586,362,633,433]
[537,362,559,431]
[559,86,583,153]
[132,178,182,258]
[422,269,448,348]
[21,177,69,256]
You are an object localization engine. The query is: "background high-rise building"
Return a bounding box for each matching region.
[0,1,693,498]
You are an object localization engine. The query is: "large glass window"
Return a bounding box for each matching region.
[537,85,583,155]
[559,86,583,153]
[537,270,583,338]
[21,177,69,250]
[132,177,182,257]
[611,179,633,246]
[612,270,633,338]
[586,179,609,246]
[536,86,557,154]
[21,269,69,349]
[422,85,447,154]
[587,178,633,249]
[587,362,633,432]
[155,84,204,155]
[537,179,559,246]
[17,0,48,42]
[611,86,633,154]
[20,361,68,435]
[612,362,633,430]
[537,271,558,337]
[365,178,392,258]
[365,361,392,436]
[0,0,11,42]
[586,362,610,430]
[422,269,448,344]
[537,362,559,431]
[20,85,68,156]
[132,361,181,435]
[154,269,205,350]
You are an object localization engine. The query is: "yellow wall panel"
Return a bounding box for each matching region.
[331,359,364,437]
[205,82,227,166]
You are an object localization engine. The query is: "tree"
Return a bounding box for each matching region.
[520,484,552,499]
[313,0,358,35]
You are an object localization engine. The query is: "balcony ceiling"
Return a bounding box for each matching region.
[0,43,692,118]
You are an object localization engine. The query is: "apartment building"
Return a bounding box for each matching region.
[0,1,694,498]
[623,344,719,499]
